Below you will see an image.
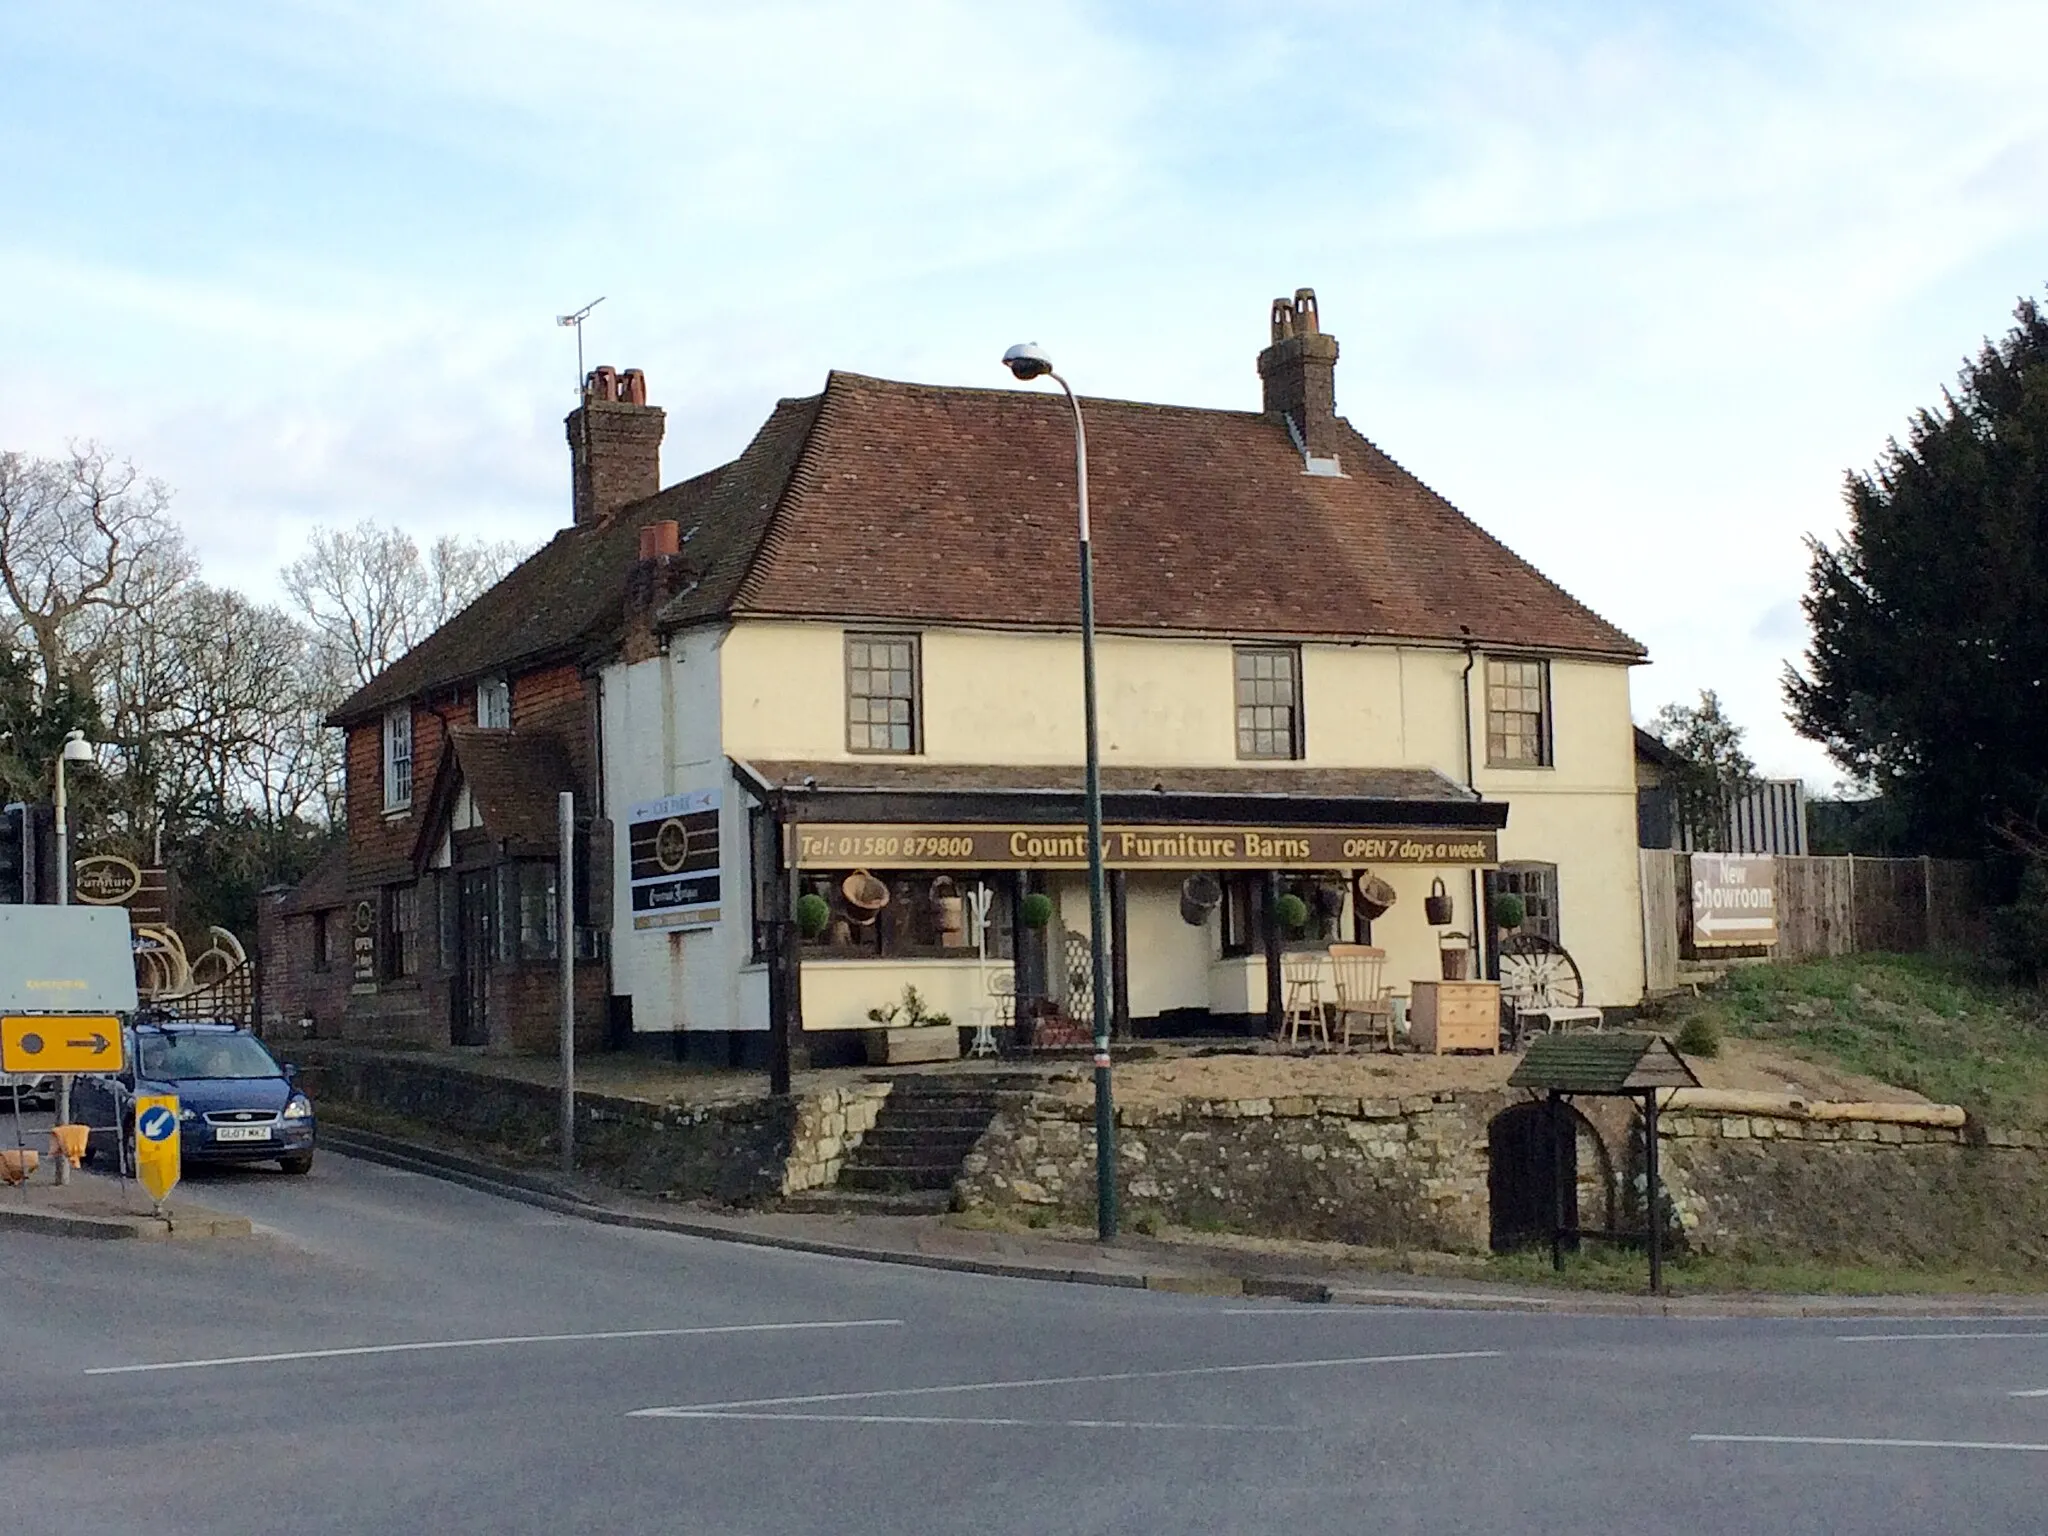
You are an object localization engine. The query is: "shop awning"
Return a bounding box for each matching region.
[731,758,1507,870]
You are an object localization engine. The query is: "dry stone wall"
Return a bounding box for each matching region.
[958,1091,1502,1253]
[1656,1110,2048,1269]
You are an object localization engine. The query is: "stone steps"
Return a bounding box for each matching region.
[823,1074,1030,1200]
[777,1187,953,1216]
[838,1163,963,1193]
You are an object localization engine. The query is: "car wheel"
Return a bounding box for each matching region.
[278,1153,313,1176]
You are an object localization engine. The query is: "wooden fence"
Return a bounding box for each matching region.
[1638,852,1986,993]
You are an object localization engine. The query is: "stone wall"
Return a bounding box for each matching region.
[302,1049,887,1204]
[1657,1109,2048,1269]
[958,1091,1501,1253]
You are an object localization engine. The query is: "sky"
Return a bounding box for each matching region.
[4,1,2046,786]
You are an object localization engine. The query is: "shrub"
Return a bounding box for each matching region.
[1019,892,1054,929]
[1274,893,1310,932]
[1992,862,2048,986]
[1676,1014,1722,1058]
[795,893,831,939]
[1492,892,1526,932]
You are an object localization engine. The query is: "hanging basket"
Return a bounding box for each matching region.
[1178,873,1223,926]
[1353,871,1397,923]
[1424,877,1455,927]
[842,870,890,927]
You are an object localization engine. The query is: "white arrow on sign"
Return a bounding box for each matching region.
[1697,910,1776,938]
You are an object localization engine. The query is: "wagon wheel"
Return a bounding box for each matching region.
[1496,933,1585,1047]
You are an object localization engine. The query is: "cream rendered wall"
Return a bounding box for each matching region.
[701,620,1645,1025]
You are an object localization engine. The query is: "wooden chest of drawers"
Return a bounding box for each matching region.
[1409,981,1500,1055]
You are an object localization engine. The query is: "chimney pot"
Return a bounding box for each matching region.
[649,518,680,558]
[638,525,659,560]
[620,368,648,406]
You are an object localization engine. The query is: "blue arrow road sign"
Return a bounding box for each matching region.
[138,1106,177,1142]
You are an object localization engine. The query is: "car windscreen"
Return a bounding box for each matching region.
[138,1034,280,1081]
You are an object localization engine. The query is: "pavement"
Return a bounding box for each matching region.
[7,1147,2048,1534]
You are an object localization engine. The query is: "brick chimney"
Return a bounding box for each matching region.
[1257,289,1344,468]
[566,366,664,526]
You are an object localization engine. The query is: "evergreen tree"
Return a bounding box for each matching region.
[1786,294,2048,856]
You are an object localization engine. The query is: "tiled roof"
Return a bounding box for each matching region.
[271,841,348,916]
[660,372,1643,659]
[413,727,577,862]
[329,463,727,724]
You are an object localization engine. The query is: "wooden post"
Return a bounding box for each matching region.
[1109,869,1131,1041]
[1263,871,1284,1037]
[1645,1088,1664,1295]
[1921,853,1936,951]
[1846,852,1858,954]
[767,802,795,1096]
[1549,1090,1565,1273]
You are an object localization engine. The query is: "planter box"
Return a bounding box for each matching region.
[863,1025,961,1066]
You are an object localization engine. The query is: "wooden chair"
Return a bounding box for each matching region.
[1328,944,1395,1051]
[1279,951,1329,1047]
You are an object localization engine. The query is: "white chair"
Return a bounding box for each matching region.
[1280,951,1329,1047]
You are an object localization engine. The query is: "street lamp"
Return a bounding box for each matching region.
[51,728,92,1185]
[55,729,92,907]
[1002,342,1117,1242]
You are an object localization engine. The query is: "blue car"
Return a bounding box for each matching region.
[78,1021,316,1176]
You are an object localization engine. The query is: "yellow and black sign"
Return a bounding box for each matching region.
[134,1093,180,1205]
[0,1015,124,1075]
[790,823,1498,871]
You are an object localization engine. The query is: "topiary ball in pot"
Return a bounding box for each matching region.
[1274,892,1310,933]
[1492,892,1526,933]
[796,892,832,940]
[1019,892,1055,929]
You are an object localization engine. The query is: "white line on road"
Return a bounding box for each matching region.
[2008,1388,2048,1397]
[1694,1434,2048,1453]
[1837,1332,2048,1343]
[630,1349,1501,1417]
[655,1410,1296,1431]
[84,1319,904,1376]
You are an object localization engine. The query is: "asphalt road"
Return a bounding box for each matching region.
[3,1152,2047,1535]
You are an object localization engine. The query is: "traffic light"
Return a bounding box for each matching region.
[0,803,26,904]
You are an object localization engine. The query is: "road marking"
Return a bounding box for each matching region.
[1838,1332,2048,1343]
[631,1349,1501,1417]
[84,1319,904,1376]
[1694,1433,2048,1453]
[654,1410,1296,1430]
[2008,1388,2048,1398]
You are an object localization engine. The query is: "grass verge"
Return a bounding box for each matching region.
[1648,952,2048,1127]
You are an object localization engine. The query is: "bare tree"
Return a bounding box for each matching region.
[283,521,532,689]
[0,445,193,699]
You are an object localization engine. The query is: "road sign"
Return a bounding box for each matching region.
[0,1015,124,1074]
[1691,854,1779,947]
[134,1093,180,1204]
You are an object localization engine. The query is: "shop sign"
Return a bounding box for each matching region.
[790,822,1498,871]
[1691,853,1778,947]
[628,790,721,931]
[74,854,142,906]
[350,898,377,990]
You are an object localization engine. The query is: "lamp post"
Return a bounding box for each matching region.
[1002,342,1116,1242]
[52,728,92,1185]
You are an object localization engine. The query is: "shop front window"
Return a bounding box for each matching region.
[797,870,1014,960]
[1220,871,1346,955]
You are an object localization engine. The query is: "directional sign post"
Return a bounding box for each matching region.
[134,1094,180,1210]
[1691,854,1779,948]
[0,1015,124,1075]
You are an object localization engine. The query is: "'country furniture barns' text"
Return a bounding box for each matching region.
[265,289,1648,1064]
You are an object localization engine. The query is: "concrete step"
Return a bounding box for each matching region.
[777,1188,953,1217]
[881,1106,1004,1128]
[846,1141,985,1172]
[837,1164,960,1193]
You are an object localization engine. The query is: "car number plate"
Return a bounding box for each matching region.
[213,1124,272,1142]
